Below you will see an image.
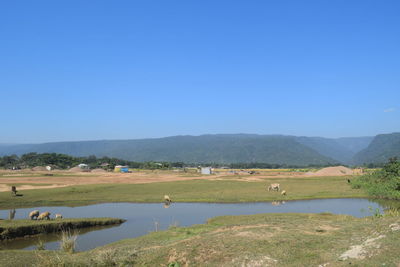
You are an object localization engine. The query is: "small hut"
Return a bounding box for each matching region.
[78,163,89,170]
[200,167,212,175]
[114,165,129,173]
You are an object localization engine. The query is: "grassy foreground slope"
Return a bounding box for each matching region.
[1,213,399,266]
[0,176,366,208]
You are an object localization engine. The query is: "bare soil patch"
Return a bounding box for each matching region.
[339,235,385,260]
[0,167,355,192]
[31,166,47,171]
[0,170,303,191]
[0,184,69,192]
[91,168,107,173]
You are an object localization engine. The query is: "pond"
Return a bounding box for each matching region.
[0,198,389,251]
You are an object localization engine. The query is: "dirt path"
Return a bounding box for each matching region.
[0,184,69,192]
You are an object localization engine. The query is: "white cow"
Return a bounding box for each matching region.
[268,183,280,192]
[164,195,172,203]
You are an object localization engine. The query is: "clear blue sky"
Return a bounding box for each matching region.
[1,1,399,143]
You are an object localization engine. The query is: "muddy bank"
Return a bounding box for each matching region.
[0,218,125,241]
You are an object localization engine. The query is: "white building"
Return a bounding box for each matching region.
[78,163,89,170]
[200,167,212,175]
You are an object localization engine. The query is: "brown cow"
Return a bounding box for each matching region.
[11,186,17,196]
[29,210,40,220]
[37,211,51,220]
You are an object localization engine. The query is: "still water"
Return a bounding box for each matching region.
[0,198,386,251]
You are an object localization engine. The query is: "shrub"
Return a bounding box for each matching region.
[35,239,45,251]
[352,158,400,199]
[60,229,78,253]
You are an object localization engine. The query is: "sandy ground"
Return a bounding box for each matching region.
[0,170,301,192]
[0,166,356,192]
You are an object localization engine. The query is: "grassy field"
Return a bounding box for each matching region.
[0,172,398,266]
[0,176,367,209]
[0,218,125,240]
[0,213,399,266]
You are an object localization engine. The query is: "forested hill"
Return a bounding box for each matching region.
[0,134,378,166]
[0,135,336,166]
[353,133,400,165]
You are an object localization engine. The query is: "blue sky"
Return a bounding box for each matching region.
[1,1,399,143]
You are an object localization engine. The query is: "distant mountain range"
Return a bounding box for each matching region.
[0,133,399,166]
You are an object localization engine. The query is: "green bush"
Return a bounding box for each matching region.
[352,158,400,199]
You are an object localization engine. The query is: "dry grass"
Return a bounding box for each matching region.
[60,229,78,253]
[1,212,399,266]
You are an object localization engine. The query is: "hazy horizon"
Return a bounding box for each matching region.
[0,132,389,145]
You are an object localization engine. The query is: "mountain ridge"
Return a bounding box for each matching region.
[0,133,379,166]
[353,133,400,165]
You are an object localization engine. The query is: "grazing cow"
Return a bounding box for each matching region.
[164,195,172,203]
[37,211,51,220]
[11,186,17,196]
[281,190,286,196]
[268,183,280,192]
[55,214,63,219]
[29,210,40,220]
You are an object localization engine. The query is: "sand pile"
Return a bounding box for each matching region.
[69,166,84,172]
[312,166,354,176]
[91,168,107,173]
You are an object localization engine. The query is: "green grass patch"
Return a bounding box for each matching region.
[1,213,399,266]
[0,176,367,209]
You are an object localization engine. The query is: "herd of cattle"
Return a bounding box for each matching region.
[29,210,62,220]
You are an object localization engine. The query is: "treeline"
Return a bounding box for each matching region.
[360,162,386,168]
[352,157,400,200]
[0,153,342,170]
[0,153,184,170]
[228,162,336,169]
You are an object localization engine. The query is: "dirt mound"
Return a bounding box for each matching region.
[313,166,353,176]
[91,168,107,173]
[69,167,84,172]
[31,166,47,171]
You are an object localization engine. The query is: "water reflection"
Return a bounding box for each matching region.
[0,224,119,250]
[271,201,285,206]
[8,209,16,220]
[373,199,400,211]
